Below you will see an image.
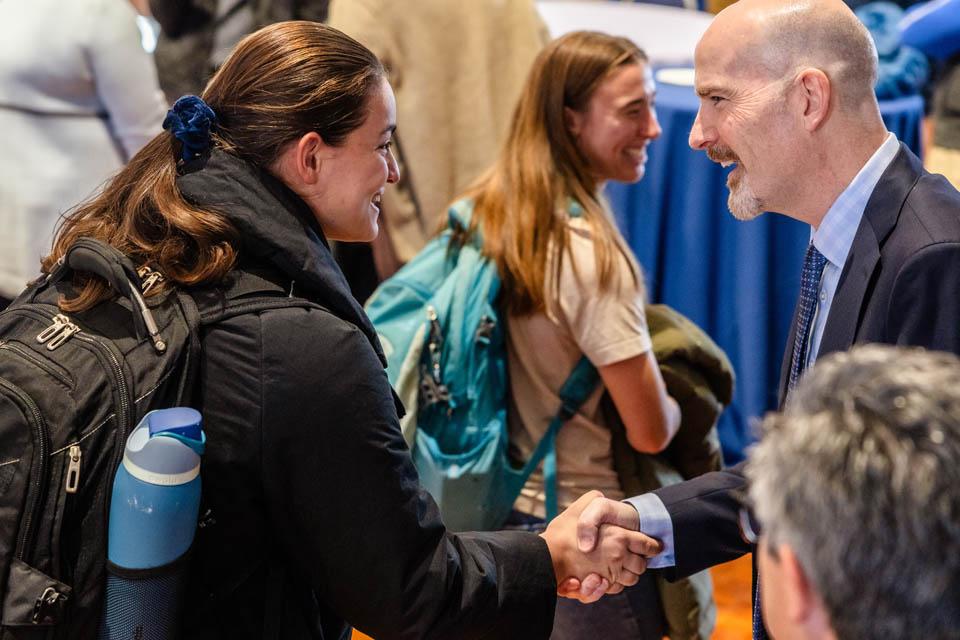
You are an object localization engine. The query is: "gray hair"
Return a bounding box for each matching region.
[747,345,960,640]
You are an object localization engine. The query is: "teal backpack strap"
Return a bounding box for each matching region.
[542,198,593,519]
[518,355,600,521]
[508,199,594,522]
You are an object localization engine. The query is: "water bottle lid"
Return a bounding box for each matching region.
[124,408,204,485]
[148,407,202,441]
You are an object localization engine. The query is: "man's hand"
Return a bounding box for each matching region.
[555,494,663,603]
[539,491,660,603]
[576,496,643,552]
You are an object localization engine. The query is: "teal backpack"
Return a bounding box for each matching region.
[365,199,599,531]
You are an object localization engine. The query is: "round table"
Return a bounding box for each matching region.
[606,75,925,462]
[536,1,713,65]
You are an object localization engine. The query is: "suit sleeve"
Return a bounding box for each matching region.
[652,462,752,580]
[887,241,960,354]
[258,309,556,640]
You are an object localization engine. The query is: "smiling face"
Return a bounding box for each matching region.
[566,62,661,186]
[688,20,800,220]
[305,77,399,242]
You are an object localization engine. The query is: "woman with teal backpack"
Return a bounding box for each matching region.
[455,31,683,639]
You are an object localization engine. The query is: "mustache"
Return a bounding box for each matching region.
[707,146,739,164]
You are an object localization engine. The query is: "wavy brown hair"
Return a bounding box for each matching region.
[462,31,645,315]
[43,21,385,311]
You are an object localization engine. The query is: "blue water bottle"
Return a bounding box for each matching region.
[99,408,205,640]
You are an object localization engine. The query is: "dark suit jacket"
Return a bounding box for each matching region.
[652,143,960,580]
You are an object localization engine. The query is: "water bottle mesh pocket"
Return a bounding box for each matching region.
[99,555,189,639]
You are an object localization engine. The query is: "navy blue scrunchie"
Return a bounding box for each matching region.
[163,95,218,161]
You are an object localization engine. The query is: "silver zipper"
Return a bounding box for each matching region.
[0,377,50,561]
[426,305,443,385]
[420,305,451,409]
[0,340,73,386]
[36,314,80,351]
[64,445,81,494]
[74,332,131,464]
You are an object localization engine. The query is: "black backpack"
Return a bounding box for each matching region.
[0,238,315,638]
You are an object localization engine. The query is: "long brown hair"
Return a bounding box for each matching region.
[463,31,645,315]
[43,21,385,311]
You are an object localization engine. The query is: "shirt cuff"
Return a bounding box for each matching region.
[623,493,676,568]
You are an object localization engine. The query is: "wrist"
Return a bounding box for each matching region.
[539,529,573,582]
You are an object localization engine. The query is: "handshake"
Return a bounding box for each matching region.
[538,491,662,603]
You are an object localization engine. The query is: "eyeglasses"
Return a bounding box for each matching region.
[735,488,759,545]
[738,506,758,545]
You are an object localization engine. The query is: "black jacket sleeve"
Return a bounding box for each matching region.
[652,462,752,580]
[257,307,557,640]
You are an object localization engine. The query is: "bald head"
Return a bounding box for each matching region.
[705,0,878,112]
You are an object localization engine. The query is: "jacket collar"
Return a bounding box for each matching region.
[176,148,386,366]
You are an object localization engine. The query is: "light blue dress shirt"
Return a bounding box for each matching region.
[806,133,900,366]
[625,133,901,568]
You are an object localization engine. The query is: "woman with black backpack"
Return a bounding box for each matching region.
[29,21,658,640]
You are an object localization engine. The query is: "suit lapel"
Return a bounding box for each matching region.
[777,144,924,404]
[777,301,800,407]
[818,144,923,359]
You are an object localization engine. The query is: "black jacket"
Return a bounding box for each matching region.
[653,144,960,581]
[176,150,556,639]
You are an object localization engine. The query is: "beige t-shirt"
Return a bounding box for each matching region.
[509,217,652,518]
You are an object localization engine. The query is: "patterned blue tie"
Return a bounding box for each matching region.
[753,242,827,640]
[788,243,827,391]
[753,569,765,639]
[754,243,827,640]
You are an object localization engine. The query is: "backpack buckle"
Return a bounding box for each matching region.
[557,402,578,422]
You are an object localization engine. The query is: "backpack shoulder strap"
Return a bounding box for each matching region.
[523,199,592,519]
[542,356,600,519]
[190,269,328,326]
[514,356,600,521]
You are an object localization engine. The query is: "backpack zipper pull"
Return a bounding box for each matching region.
[36,314,80,351]
[426,306,443,384]
[65,445,81,494]
[32,586,68,625]
[475,315,496,342]
[36,314,67,344]
[137,265,166,295]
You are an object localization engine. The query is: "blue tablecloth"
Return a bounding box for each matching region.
[607,78,924,463]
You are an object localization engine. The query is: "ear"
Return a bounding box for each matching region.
[795,68,831,132]
[778,543,828,628]
[564,106,584,139]
[290,131,331,185]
